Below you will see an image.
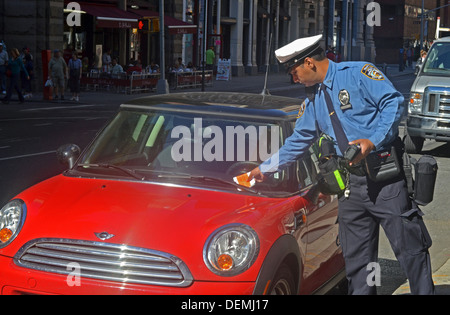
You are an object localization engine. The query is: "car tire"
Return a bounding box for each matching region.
[404,133,424,154]
[268,263,296,295]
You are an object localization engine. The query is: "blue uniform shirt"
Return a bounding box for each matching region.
[260,60,405,174]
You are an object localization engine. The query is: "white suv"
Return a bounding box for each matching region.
[407,37,450,153]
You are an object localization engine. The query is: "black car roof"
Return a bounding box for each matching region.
[121,92,303,120]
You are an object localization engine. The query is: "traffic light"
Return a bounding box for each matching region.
[150,18,160,32]
[138,18,160,33]
[138,19,150,32]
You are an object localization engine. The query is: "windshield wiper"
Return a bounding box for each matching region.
[75,163,145,180]
[156,173,266,196]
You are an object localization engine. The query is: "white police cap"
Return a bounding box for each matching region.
[275,34,323,71]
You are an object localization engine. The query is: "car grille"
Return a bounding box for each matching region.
[14,238,193,287]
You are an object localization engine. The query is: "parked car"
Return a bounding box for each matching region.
[0,92,345,295]
[407,37,450,153]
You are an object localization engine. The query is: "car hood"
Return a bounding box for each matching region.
[8,175,286,261]
[412,74,450,92]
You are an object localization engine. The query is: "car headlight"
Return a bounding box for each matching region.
[203,224,259,276]
[0,199,26,248]
[409,92,423,114]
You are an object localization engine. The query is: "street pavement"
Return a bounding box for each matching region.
[6,62,450,295]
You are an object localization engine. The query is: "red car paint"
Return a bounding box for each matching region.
[0,93,345,294]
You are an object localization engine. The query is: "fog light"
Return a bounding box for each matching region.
[0,228,13,243]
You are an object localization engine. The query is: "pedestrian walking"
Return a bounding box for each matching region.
[247,34,435,295]
[399,47,405,72]
[205,46,215,71]
[1,48,29,104]
[22,53,33,99]
[0,43,8,95]
[407,47,413,68]
[48,49,68,100]
[68,52,82,101]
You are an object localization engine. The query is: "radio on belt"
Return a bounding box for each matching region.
[344,144,361,162]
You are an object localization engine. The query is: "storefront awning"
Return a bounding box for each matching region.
[129,9,197,35]
[80,3,139,29]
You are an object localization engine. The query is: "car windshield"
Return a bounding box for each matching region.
[74,109,293,195]
[422,42,450,75]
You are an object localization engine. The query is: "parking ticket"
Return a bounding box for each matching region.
[233,172,256,188]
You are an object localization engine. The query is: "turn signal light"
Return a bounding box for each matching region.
[0,228,13,243]
[217,254,233,270]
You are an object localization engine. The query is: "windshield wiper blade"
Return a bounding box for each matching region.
[76,163,145,180]
[157,173,265,196]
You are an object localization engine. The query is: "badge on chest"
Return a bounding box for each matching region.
[338,89,352,111]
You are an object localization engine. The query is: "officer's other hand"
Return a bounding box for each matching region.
[348,139,375,165]
[248,167,265,183]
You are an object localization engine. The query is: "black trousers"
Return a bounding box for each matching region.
[338,174,435,295]
[3,73,24,102]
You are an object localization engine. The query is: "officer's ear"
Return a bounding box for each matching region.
[303,57,316,70]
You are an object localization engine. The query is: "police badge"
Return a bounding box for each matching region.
[338,89,352,110]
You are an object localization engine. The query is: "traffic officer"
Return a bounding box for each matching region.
[248,35,435,295]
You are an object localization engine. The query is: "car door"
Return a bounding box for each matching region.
[296,148,342,293]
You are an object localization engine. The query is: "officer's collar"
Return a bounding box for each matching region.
[320,60,336,91]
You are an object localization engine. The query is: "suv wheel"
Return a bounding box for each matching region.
[404,133,424,154]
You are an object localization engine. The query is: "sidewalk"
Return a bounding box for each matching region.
[24,63,416,105]
[27,71,296,105]
[393,259,450,295]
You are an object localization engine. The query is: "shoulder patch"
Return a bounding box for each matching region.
[296,101,306,119]
[361,64,385,81]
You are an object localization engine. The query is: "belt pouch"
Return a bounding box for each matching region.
[318,158,347,195]
[365,146,401,182]
[414,155,438,206]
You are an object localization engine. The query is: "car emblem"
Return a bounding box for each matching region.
[94,231,115,240]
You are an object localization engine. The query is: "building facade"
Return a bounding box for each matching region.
[3,0,448,92]
[373,0,445,64]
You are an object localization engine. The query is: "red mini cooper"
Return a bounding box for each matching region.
[0,92,345,295]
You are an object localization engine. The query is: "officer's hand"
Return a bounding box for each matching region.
[348,139,375,165]
[248,167,265,183]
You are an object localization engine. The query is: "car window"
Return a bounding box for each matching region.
[297,147,319,189]
[423,42,450,75]
[77,110,298,194]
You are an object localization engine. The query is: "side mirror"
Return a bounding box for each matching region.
[300,183,321,205]
[56,144,81,168]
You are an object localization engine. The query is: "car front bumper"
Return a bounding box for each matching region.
[0,255,255,295]
[407,115,450,141]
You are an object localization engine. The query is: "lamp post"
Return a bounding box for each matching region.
[420,0,424,50]
[156,0,169,94]
[201,0,208,92]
